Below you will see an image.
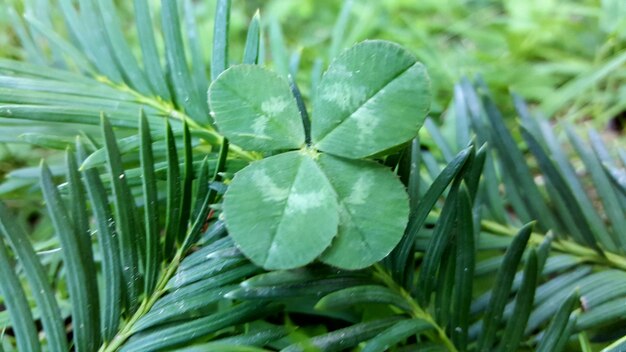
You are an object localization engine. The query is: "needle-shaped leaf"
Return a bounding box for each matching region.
[477,222,533,352]
[223,151,338,269]
[161,0,207,121]
[416,182,459,306]
[96,0,151,95]
[102,115,142,312]
[392,145,473,285]
[312,40,430,159]
[451,187,475,350]
[536,291,580,352]
[496,249,538,352]
[282,317,403,352]
[139,113,159,294]
[316,154,409,269]
[120,303,275,352]
[77,140,122,341]
[362,319,433,352]
[0,203,68,351]
[315,285,411,312]
[132,0,171,100]
[41,161,100,351]
[0,237,41,352]
[209,65,305,152]
[242,10,261,65]
[211,0,231,81]
[178,121,194,243]
[164,119,181,256]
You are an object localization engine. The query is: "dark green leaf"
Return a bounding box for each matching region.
[120,303,275,352]
[0,203,68,351]
[139,113,159,294]
[78,140,122,341]
[102,115,143,312]
[496,250,538,352]
[282,317,403,352]
[477,222,533,352]
[0,237,41,352]
[536,290,579,352]
[362,319,432,352]
[315,285,411,312]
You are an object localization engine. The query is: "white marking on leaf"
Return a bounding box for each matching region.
[252,114,270,135]
[286,191,326,214]
[261,96,289,116]
[352,105,379,144]
[253,169,289,202]
[320,83,367,110]
[345,174,371,205]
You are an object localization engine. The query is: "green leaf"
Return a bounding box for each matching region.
[496,250,538,352]
[392,145,473,285]
[164,120,182,256]
[328,0,353,59]
[102,115,143,312]
[178,121,194,243]
[282,317,403,352]
[312,40,430,159]
[477,222,533,352]
[96,0,151,95]
[242,10,261,65]
[139,113,159,294]
[223,151,338,269]
[132,285,238,333]
[315,285,411,312]
[160,0,207,121]
[41,161,100,351]
[416,182,459,306]
[521,127,604,253]
[208,65,305,152]
[78,140,123,341]
[120,302,275,352]
[451,187,475,350]
[0,237,41,352]
[211,0,231,81]
[536,291,580,352]
[226,276,372,300]
[0,203,68,351]
[362,319,433,352]
[316,154,409,269]
[132,0,171,100]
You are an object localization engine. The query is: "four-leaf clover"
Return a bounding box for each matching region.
[208,40,431,270]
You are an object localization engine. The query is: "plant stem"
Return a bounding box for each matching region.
[97,77,257,162]
[480,219,626,271]
[374,264,458,352]
[99,245,187,352]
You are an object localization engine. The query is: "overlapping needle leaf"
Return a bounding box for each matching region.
[208,40,431,270]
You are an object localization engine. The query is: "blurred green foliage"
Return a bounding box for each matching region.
[2,0,625,127]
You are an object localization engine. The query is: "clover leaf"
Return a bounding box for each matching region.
[208,40,431,270]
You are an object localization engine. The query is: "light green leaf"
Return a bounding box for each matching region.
[312,40,430,159]
[316,154,409,269]
[223,151,338,269]
[209,65,305,152]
